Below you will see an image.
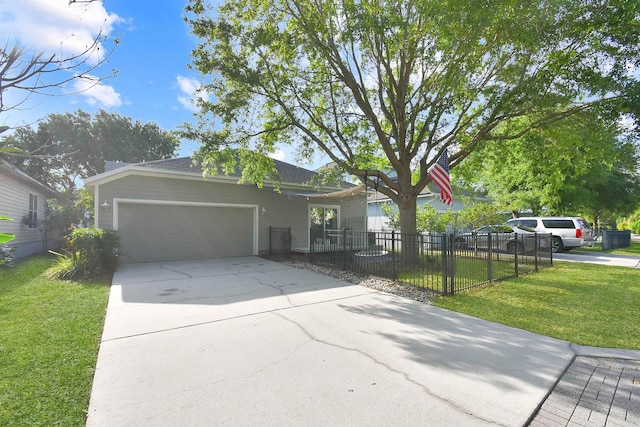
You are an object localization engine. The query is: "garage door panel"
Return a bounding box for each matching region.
[119,204,254,263]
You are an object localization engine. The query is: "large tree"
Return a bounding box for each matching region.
[455,112,640,224]
[3,110,179,194]
[183,0,640,240]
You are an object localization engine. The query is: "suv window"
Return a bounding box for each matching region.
[541,219,575,229]
[577,219,592,230]
[520,219,538,228]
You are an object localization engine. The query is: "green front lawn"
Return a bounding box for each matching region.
[433,261,640,350]
[603,239,640,256]
[0,256,110,426]
[575,238,640,256]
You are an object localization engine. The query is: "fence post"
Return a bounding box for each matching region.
[534,233,539,272]
[441,233,448,296]
[391,230,397,280]
[487,233,493,281]
[342,228,347,270]
[448,233,455,295]
[514,234,519,277]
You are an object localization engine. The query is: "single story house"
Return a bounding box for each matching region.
[368,185,490,231]
[0,159,68,260]
[84,157,367,263]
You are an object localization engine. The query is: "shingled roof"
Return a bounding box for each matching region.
[100,156,354,189]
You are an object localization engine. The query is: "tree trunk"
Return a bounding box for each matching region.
[398,192,419,264]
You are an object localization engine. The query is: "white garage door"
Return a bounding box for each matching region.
[117,203,255,263]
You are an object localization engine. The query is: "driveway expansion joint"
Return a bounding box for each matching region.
[159,263,193,278]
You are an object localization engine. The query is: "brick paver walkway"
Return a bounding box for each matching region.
[529,357,640,426]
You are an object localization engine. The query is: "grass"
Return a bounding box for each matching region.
[0,255,110,427]
[602,239,640,256]
[433,260,640,350]
[575,238,640,256]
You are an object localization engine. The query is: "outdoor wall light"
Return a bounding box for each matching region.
[261,207,267,216]
[101,200,111,212]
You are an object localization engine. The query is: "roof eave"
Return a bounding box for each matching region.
[1,159,68,202]
[83,166,349,193]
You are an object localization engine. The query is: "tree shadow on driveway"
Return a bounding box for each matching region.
[335,293,574,400]
[115,257,365,306]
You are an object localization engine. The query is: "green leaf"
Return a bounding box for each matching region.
[0,232,15,244]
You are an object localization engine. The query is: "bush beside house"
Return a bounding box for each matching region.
[47,228,120,280]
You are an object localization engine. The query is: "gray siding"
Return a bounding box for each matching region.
[0,168,49,258]
[96,175,366,253]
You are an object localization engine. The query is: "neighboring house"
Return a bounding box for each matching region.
[367,185,490,231]
[84,156,367,263]
[0,159,68,260]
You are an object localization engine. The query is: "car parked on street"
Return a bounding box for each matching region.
[503,217,592,252]
[455,225,541,254]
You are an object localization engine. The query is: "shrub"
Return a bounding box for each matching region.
[47,251,81,279]
[46,228,120,280]
[0,244,15,267]
[630,220,640,235]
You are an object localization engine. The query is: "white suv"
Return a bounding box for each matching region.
[504,217,592,252]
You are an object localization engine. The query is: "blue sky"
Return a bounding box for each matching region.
[0,0,325,168]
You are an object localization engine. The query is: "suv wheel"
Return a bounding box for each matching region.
[552,236,563,253]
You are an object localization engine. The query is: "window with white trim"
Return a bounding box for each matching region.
[310,205,339,244]
[28,193,38,228]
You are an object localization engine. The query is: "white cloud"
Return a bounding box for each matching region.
[0,0,122,64]
[176,75,209,112]
[71,75,122,108]
[0,0,123,111]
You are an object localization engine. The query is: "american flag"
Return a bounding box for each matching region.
[428,151,453,206]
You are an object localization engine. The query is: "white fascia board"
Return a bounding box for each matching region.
[84,165,349,193]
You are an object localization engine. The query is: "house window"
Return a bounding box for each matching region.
[310,205,339,242]
[28,194,38,228]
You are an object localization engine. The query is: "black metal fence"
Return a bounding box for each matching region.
[309,229,553,295]
[602,230,632,250]
[577,230,631,252]
[269,226,292,255]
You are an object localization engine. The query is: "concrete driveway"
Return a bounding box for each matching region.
[87,257,575,427]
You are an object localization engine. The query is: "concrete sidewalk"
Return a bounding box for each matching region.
[87,257,576,426]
